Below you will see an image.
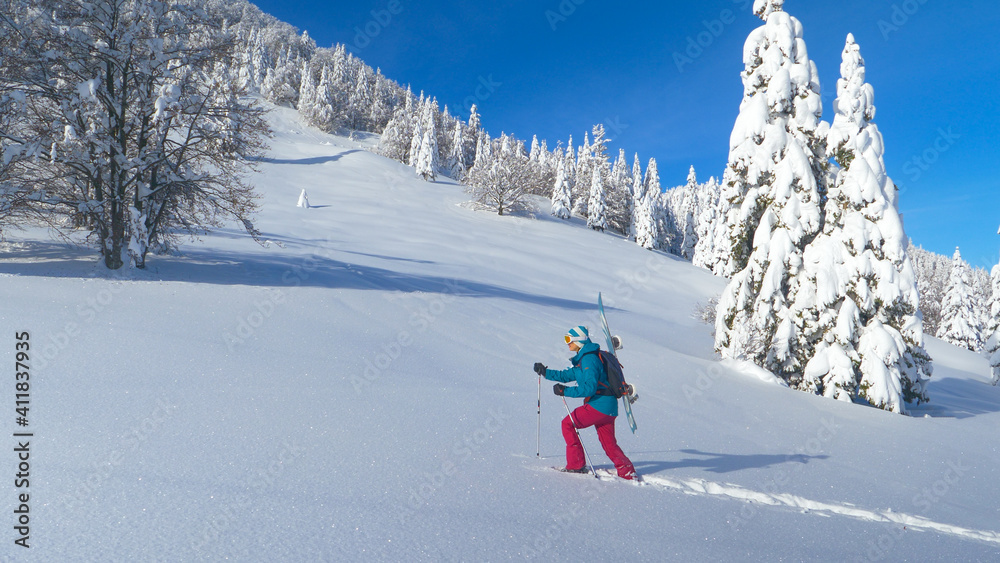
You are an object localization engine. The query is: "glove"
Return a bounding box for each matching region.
[553,384,566,396]
[533,362,547,376]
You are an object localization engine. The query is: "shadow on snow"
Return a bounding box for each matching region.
[0,240,595,311]
[248,150,361,166]
[633,449,828,475]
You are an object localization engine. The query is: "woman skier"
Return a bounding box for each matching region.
[534,326,636,480]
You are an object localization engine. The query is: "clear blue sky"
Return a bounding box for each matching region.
[250,0,1000,268]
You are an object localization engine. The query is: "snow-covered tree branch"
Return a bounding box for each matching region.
[0,0,270,269]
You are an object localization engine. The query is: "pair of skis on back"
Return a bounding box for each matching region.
[598,292,638,434]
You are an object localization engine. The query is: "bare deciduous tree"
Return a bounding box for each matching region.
[464,146,534,216]
[0,0,270,269]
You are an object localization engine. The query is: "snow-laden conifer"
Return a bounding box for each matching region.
[680,166,699,260]
[587,166,608,232]
[563,136,577,209]
[297,61,318,123]
[550,159,572,219]
[985,262,1000,385]
[798,34,930,411]
[606,149,632,234]
[715,2,825,379]
[408,117,424,168]
[628,154,644,241]
[446,121,466,179]
[634,159,660,250]
[572,132,591,217]
[529,135,541,162]
[416,131,437,181]
[986,263,1000,338]
[692,177,721,270]
[937,249,985,351]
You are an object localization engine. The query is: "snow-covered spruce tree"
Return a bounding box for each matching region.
[463,104,482,170]
[986,262,1000,338]
[563,136,577,209]
[2,0,270,269]
[550,158,572,219]
[446,121,466,179]
[377,107,412,163]
[369,70,396,133]
[628,154,643,240]
[973,266,992,336]
[797,33,930,411]
[985,262,1000,385]
[407,110,424,168]
[606,148,632,235]
[587,166,608,232]
[572,132,591,217]
[908,243,949,334]
[348,64,375,131]
[297,60,320,124]
[712,0,826,279]
[413,99,439,180]
[988,333,1000,386]
[691,176,721,270]
[656,189,680,254]
[585,125,610,231]
[310,64,339,132]
[715,1,825,379]
[416,131,437,182]
[937,248,985,351]
[680,166,699,260]
[634,158,661,250]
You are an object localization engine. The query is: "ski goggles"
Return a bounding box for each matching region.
[564,334,576,344]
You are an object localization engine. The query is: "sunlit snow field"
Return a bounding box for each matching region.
[1,105,998,561]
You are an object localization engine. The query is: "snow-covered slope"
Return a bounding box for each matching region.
[2,105,999,561]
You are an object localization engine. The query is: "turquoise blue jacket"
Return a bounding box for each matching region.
[544,341,618,417]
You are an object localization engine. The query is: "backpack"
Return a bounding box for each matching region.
[586,350,631,399]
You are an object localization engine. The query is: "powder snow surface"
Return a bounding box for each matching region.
[2,105,999,561]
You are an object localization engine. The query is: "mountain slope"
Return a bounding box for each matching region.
[1,104,999,561]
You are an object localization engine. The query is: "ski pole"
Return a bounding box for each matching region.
[561,397,598,478]
[536,374,541,458]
